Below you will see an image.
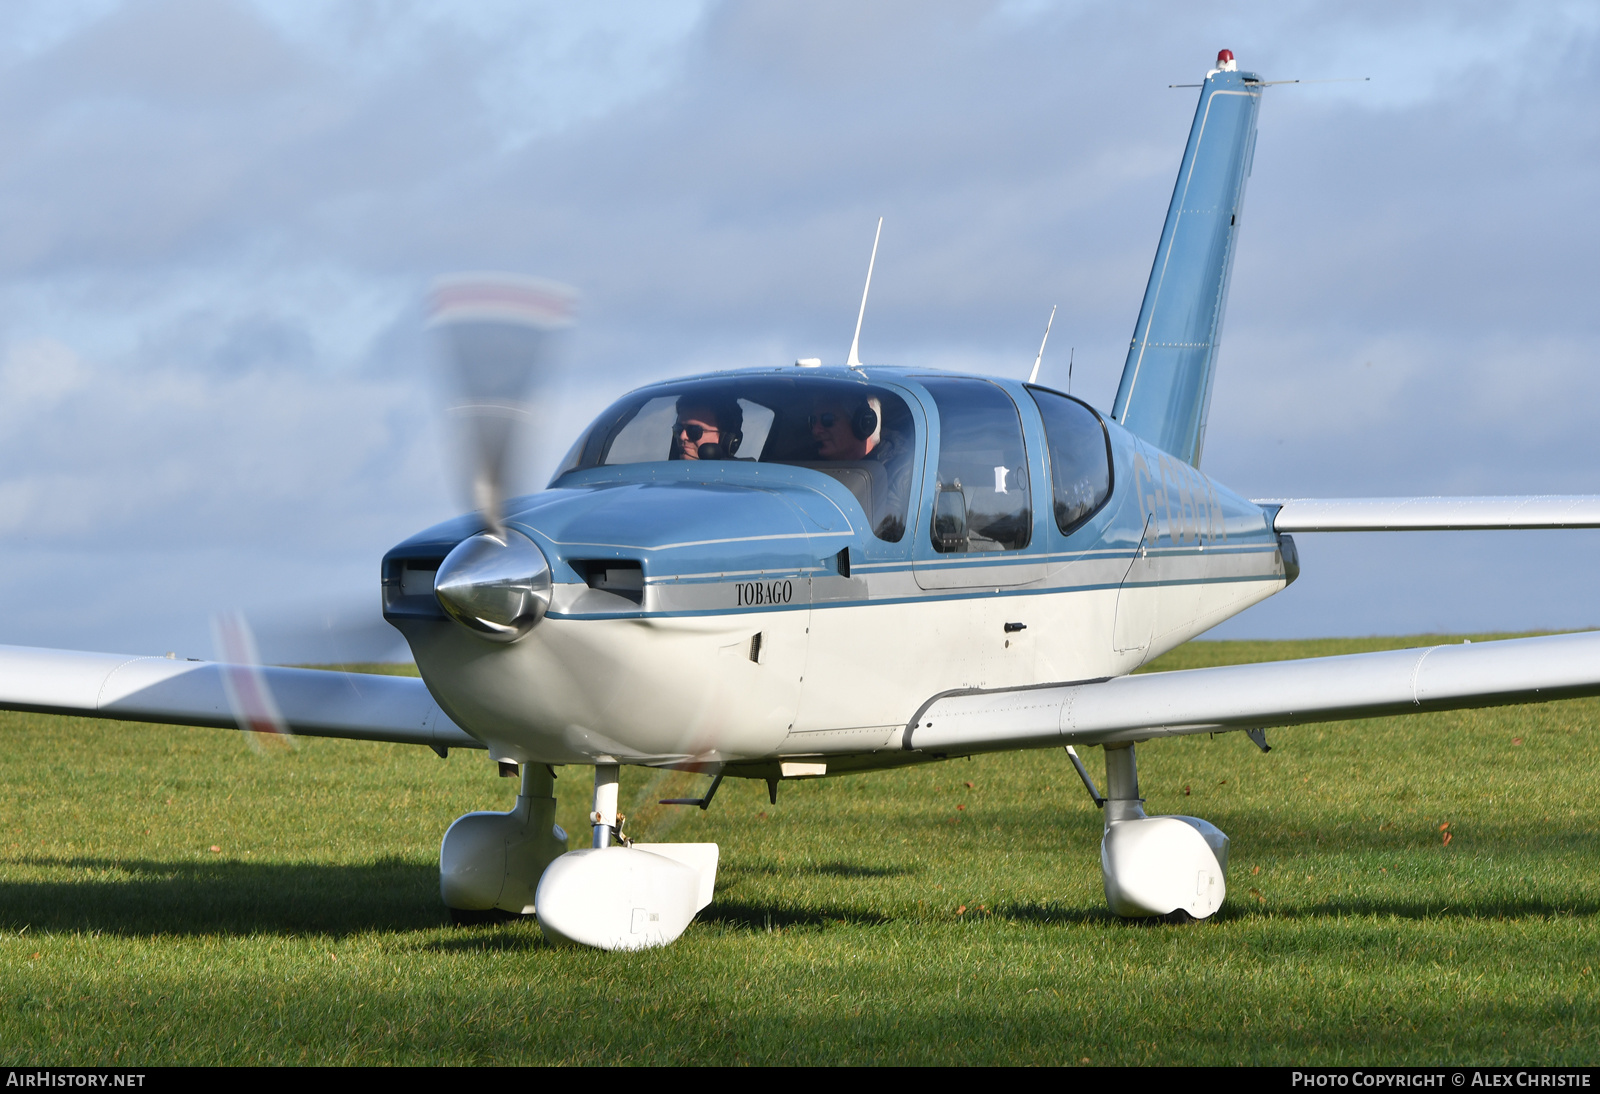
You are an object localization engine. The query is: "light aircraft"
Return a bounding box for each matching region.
[6,49,1600,950]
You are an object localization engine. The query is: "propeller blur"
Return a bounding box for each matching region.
[6,50,1600,948]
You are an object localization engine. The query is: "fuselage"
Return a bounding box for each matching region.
[382,366,1289,773]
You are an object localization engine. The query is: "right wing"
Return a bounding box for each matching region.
[1262,495,1600,531]
[0,644,480,751]
[906,630,1600,753]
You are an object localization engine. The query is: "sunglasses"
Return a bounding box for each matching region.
[807,412,841,429]
[674,421,718,442]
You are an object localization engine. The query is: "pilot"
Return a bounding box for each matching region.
[671,395,744,461]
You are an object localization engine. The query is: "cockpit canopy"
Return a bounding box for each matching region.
[555,376,917,542]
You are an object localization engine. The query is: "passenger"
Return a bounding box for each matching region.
[808,395,881,460]
[809,394,912,540]
[671,395,743,461]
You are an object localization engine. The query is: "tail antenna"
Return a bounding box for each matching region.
[1028,304,1057,384]
[846,217,883,372]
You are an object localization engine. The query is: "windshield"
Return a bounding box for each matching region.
[555,375,917,542]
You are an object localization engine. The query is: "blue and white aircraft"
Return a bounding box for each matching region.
[6,50,1600,949]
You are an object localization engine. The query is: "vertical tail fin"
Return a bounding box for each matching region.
[1111,51,1262,468]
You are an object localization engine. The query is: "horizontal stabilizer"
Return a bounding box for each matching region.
[0,644,480,749]
[1263,495,1600,531]
[906,630,1600,753]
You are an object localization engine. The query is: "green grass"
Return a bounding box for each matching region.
[3,635,1600,1064]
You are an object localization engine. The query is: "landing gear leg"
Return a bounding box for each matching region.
[1102,742,1143,824]
[1098,742,1229,920]
[591,763,622,848]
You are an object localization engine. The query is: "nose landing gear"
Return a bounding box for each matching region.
[534,762,720,950]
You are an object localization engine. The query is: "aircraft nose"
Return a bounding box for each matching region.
[433,528,553,643]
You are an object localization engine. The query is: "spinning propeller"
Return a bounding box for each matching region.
[211,273,578,747]
[212,609,296,753]
[428,273,578,533]
[427,274,578,643]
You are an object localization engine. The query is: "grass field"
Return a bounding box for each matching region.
[3,634,1599,1065]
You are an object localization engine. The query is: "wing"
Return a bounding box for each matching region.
[905,630,1600,753]
[0,644,480,751]
[1261,495,1600,531]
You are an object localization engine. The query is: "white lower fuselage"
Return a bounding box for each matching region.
[400,543,1287,771]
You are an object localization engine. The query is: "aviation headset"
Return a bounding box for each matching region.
[850,402,879,441]
[701,428,742,459]
[710,410,743,457]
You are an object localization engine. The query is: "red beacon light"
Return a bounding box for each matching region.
[1216,49,1238,72]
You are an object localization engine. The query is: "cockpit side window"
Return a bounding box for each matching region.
[552,377,916,543]
[1027,385,1112,536]
[919,377,1031,553]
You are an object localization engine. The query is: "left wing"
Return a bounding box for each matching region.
[0,644,481,751]
[1262,496,1600,531]
[905,630,1600,753]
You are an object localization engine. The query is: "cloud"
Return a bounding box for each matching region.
[0,0,1596,655]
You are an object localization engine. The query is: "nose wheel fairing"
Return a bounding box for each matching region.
[536,844,719,950]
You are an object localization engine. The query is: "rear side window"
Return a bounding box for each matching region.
[1028,385,1112,536]
[920,377,1031,552]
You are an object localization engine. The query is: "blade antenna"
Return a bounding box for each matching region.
[1068,347,1074,394]
[846,217,883,373]
[1028,305,1057,384]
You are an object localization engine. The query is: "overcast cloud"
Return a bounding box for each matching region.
[0,0,1596,659]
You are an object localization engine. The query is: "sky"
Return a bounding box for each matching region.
[0,0,1597,661]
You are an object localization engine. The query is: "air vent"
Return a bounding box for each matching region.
[381,554,448,620]
[575,560,644,605]
[400,562,439,597]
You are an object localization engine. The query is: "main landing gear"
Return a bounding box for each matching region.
[440,762,719,950]
[439,762,568,922]
[1095,742,1229,920]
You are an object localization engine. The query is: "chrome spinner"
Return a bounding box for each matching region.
[433,528,552,642]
